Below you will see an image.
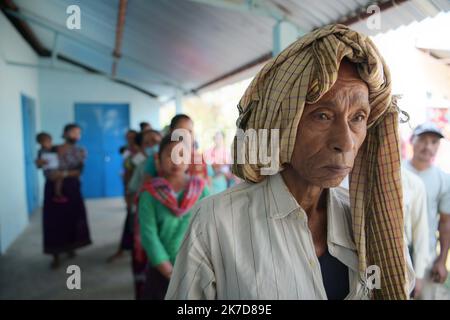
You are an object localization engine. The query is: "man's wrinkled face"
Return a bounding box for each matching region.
[289,61,370,188]
[412,133,441,163]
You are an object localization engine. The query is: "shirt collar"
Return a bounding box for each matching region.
[267,173,300,219]
[326,188,357,252]
[268,173,357,253]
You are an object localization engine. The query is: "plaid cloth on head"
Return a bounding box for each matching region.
[231,24,406,299]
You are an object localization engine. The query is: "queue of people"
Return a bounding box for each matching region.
[34,115,237,299]
[101,115,237,299]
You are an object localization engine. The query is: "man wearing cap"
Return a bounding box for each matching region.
[404,122,450,299]
[166,24,413,300]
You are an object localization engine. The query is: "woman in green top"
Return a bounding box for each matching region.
[138,134,210,300]
[108,130,162,263]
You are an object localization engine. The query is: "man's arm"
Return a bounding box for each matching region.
[409,178,430,295]
[432,213,450,283]
[432,177,450,284]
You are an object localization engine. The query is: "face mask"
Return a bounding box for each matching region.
[145,145,159,157]
[66,138,77,145]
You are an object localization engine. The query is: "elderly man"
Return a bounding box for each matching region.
[166,24,413,300]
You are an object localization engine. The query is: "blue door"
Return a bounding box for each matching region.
[75,103,130,198]
[21,94,39,215]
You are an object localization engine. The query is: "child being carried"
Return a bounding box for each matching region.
[35,132,68,203]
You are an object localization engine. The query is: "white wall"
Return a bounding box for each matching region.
[39,66,161,145]
[0,13,40,253]
[372,19,450,172]
[373,24,450,128]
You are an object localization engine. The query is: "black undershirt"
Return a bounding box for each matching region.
[318,250,349,300]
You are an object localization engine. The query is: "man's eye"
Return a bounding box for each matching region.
[352,114,367,122]
[315,112,331,121]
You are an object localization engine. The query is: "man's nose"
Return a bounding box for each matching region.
[425,141,434,148]
[329,120,355,153]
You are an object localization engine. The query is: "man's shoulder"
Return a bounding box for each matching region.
[402,167,426,191]
[207,178,267,202]
[428,165,450,190]
[429,164,446,175]
[190,179,268,225]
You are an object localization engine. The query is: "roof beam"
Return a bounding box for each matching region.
[1,0,160,99]
[112,0,128,78]
[417,48,450,65]
[51,32,59,66]
[0,0,51,56]
[191,52,271,94]
[2,6,183,90]
[5,54,159,99]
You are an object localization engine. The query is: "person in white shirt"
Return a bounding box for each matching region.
[401,168,430,298]
[404,122,450,299]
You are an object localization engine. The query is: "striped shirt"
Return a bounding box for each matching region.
[166,172,414,300]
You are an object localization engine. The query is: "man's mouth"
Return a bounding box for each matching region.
[323,165,352,175]
[420,150,432,156]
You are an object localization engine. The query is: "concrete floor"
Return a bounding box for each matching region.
[0,198,134,300]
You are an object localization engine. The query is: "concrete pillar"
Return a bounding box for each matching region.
[273,20,299,56]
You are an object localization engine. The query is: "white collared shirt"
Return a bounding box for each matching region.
[166,173,413,300]
[403,161,450,256]
[401,167,431,279]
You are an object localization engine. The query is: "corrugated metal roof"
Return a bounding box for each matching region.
[8,0,450,99]
[120,0,274,90]
[271,0,371,30]
[350,0,450,35]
